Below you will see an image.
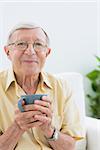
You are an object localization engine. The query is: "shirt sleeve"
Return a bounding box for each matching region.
[60,79,86,140]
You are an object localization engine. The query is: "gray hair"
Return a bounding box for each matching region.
[7,22,50,45]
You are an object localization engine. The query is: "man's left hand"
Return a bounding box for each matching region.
[34,95,54,138]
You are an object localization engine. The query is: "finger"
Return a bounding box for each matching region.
[15,110,43,125]
[15,108,20,114]
[41,95,51,103]
[19,121,43,131]
[23,104,43,112]
[34,100,51,108]
[34,104,52,118]
[15,113,40,128]
[16,118,30,126]
[22,100,25,106]
[20,116,38,125]
[27,121,43,128]
[18,100,25,106]
[23,103,49,112]
[22,101,52,118]
[34,115,51,124]
[21,110,43,119]
[23,103,52,118]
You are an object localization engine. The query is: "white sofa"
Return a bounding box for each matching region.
[55,72,100,150]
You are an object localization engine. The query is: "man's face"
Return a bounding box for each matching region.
[5,28,51,75]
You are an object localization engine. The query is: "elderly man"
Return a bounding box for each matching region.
[0,23,84,150]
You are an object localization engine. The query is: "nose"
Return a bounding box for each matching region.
[24,43,36,55]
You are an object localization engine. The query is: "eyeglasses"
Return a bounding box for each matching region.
[8,40,48,53]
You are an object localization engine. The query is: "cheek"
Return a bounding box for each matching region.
[39,55,46,65]
[10,51,22,64]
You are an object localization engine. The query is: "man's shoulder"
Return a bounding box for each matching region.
[43,72,68,88]
[0,69,8,87]
[0,69,8,79]
[44,72,72,95]
[43,72,62,83]
[0,69,8,78]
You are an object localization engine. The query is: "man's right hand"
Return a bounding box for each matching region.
[15,101,45,132]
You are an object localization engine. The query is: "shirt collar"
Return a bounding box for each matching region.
[40,72,53,89]
[5,68,53,92]
[5,66,16,92]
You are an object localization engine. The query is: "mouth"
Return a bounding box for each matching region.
[23,60,38,64]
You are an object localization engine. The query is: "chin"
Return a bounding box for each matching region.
[23,68,40,75]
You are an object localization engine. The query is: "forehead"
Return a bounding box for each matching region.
[9,28,47,42]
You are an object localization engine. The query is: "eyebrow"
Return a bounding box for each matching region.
[15,38,46,43]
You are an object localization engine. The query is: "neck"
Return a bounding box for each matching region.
[15,72,40,94]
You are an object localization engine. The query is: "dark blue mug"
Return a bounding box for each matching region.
[18,94,47,112]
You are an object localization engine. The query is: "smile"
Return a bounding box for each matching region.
[23,60,38,64]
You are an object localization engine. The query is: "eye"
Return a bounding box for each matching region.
[17,42,26,46]
[35,42,43,46]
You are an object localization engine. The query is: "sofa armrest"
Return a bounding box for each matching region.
[85,116,100,150]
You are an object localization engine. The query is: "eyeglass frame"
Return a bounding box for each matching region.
[7,40,48,53]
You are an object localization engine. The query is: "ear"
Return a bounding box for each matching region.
[4,46,11,60]
[46,48,51,57]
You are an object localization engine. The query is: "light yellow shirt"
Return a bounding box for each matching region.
[0,67,85,150]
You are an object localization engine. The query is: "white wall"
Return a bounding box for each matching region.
[0,1,99,114]
[0,1,98,74]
